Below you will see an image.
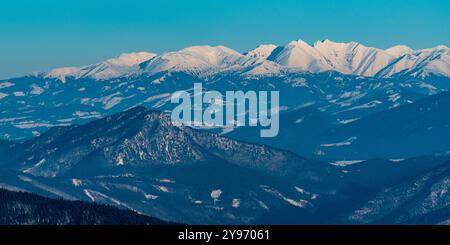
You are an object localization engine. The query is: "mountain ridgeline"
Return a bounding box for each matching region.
[9,107,333,182]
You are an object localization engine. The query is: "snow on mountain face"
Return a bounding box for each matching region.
[142,45,245,75]
[377,45,450,78]
[46,52,156,81]
[38,40,449,81]
[245,44,278,59]
[267,39,406,77]
[140,45,286,77]
[240,45,285,76]
[259,40,449,78]
[241,59,285,76]
[313,40,396,76]
[268,40,331,72]
[385,45,413,56]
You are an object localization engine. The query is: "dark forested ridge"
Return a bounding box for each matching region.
[0,188,168,225]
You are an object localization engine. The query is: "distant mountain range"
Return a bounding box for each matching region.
[39,40,450,80]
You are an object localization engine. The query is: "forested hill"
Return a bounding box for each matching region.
[0,188,168,225]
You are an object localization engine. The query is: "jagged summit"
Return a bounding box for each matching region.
[245,44,278,59]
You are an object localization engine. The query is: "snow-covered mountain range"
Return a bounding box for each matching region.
[41,39,450,80]
[0,39,449,146]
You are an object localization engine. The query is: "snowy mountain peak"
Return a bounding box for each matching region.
[385,45,413,57]
[265,39,450,77]
[268,39,330,72]
[245,44,278,59]
[106,52,157,66]
[269,39,393,76]
[431,45,449,51]
[377,44,450,78]
[313,39,354,47]
[313,39,364,50]
[288,39,313,48]
[142,45,245,75]
[46,52,156,81]
[178,45,243,65]
[419,45,449,54]
[313,39,330,46]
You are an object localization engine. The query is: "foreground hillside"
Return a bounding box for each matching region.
[1,107,450,224]
[0,188,168,225]
[1,107,340,224]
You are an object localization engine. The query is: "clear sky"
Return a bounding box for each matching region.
[0,0,449,79]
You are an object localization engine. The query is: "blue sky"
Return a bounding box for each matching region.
[0,0,449,79]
